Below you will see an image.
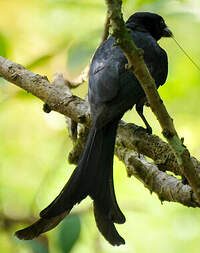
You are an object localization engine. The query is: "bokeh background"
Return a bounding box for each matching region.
[0,0,200,252]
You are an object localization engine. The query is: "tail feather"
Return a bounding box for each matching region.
[89,121,125,224]
[41,120,124,224]
[40,126,101,218]
[15,211,69,240]
[93,202,125,246]
[16,120,126,245]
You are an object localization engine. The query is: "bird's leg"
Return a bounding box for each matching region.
[136,99,152,134]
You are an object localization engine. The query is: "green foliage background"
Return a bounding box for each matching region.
[0,0,200,252]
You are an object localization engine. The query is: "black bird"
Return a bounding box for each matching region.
[15,12,172,246]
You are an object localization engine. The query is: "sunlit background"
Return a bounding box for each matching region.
[0,0,200,252]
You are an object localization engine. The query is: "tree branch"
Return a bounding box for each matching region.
[0,56,90,126]
[115,146,199,208]
[104,0,200,203]
[67,121,200,207]
[101,11,111,43]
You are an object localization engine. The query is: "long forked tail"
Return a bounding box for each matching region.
[15,120,125,245]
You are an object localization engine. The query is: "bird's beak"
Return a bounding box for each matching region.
[162,27,173,37]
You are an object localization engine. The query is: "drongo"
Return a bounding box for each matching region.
[16,12,172,246]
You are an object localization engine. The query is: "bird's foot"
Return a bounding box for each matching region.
[134,126,152,135]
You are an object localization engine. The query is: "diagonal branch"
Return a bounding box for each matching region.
[67,123,200,207]
[115,146,199,208]
[0,56,90,126]
[104,0,200,203]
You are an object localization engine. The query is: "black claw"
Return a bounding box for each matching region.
[134,125,152,135]
[43,103,51,113]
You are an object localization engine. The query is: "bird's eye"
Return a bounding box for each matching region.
[160,19,165,25]
[160,19,166,28]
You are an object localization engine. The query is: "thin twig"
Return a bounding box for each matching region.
[65,64,90,89]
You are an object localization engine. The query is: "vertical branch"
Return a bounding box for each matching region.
[104,0,200,202]
[101,11,111,43]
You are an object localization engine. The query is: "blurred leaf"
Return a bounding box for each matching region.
[57,214,81,253]
[0,33,8,57]
[67,41,94,74]
[135,0,159,6]
[26,240,48,253]
[46,0,104,8]
[25,55,53,70]
[25,40,71,70]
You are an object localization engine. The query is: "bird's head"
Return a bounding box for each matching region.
[126,12,173,41]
